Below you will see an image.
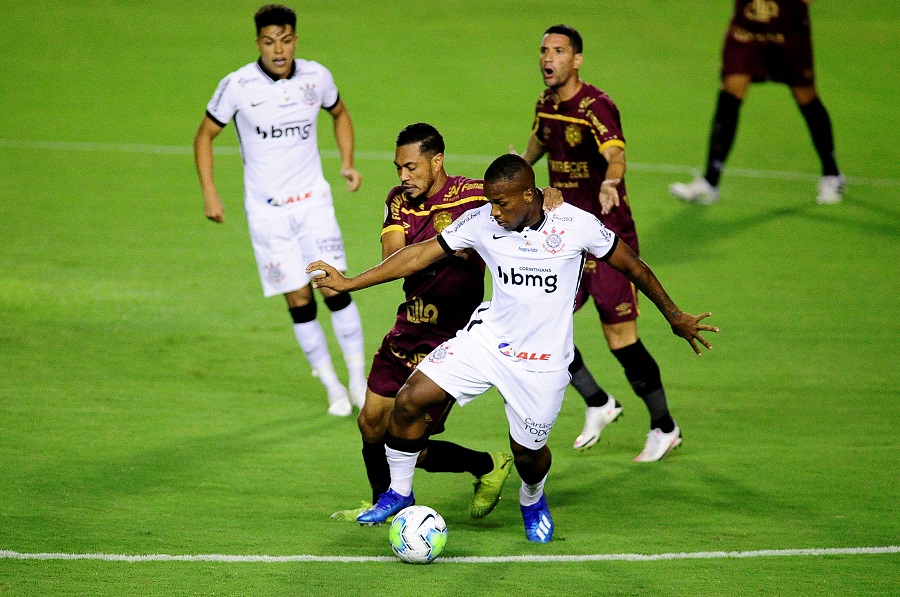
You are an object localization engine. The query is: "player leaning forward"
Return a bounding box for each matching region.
[309,155,718,542]
[194,5,366,416]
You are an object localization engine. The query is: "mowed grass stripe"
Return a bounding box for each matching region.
[1,138,897,187]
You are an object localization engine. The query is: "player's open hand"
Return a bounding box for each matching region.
[668,311,719,355]
[540,186,564,212]
[341,168,362,192]
[598,179,621,215]
[306,260,350,291]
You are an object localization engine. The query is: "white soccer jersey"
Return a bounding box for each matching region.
[206,59,340,219]
[439,203,618,372]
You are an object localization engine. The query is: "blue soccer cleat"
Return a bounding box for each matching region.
[520,494,554,543]
[356,489,415,526]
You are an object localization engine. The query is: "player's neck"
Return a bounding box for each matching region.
[426,171,450,199]
[552,77,583,104]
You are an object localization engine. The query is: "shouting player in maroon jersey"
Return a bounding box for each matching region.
[515,25,683,462]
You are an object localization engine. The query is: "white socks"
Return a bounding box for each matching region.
[329,301,366,392]
[385,446,418,497]
[520,474,548,507]
[292,320,343,393]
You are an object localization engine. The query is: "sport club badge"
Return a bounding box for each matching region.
[428,345,452,364]
[541,227,566,254]
[265,262,286,284]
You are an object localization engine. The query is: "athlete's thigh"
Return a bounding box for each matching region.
[415,333,495,406]
[247,215,309,297]
[296,202,348,272]
[495,366,570,450]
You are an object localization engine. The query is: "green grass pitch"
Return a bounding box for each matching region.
[0,1,898,595]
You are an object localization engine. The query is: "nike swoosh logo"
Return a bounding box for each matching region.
[251,101,267,107]
[492,234,507,239]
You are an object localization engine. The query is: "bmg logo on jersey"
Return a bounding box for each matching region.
[496,266,557,293]
[256,121,312,139]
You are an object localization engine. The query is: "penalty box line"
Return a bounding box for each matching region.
[0,138,898,188]
[1,546,898,564]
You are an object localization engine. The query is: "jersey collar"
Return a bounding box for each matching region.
[256,58,297,83]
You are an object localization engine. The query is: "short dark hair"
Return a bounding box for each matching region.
[484,154,535,187]
[254,4,297,35]
[544,24,583,54]
[396,123,445,157]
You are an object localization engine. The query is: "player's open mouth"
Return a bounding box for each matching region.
[543,67,554,77]
[274,58,287,66]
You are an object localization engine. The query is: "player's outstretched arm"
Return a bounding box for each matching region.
[598,146,625,215]
[308,236,448,293]
[194,115,226,223]
[606,241,719,354]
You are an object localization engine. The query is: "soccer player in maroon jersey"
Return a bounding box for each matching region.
[516,25,682,462]
[670,0,844,204]
[330,123,511,522]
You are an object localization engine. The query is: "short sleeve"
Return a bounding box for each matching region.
[439,207,483,252]
[583,214,618,260]
[586,96,626,153]
[319,65,339,110]
[206,74,239,127]
[381,189,404,237]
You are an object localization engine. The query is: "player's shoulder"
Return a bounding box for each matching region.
[536,88,556,108]
[217,61,263,85]
[295,58,333,78]
[385,185,405,206]
[446,176,485,199]
[582,83,616,107]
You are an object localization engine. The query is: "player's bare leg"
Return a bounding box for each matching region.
[285,286,350,415]
[512,439,554,542]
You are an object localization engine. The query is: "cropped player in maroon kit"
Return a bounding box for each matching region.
[670,0,844,205]
[331,123,512,522]
[516,25,682,462]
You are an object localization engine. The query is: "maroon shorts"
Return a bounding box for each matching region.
[574,230,639,324]
[722,28,814,86]
[367,329,454,435]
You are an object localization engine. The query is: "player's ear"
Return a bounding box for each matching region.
[573,53,584,70]
[523,187,535,204]
[431,152,444,172]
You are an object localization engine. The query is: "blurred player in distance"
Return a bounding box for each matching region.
[514,24,684,461]
[309,154,718,541]
[193,4,366,416]
[669,0,844,204]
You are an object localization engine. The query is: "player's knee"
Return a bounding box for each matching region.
[288,302,317,323]
[323,292,352,312]
[357,395,392,441]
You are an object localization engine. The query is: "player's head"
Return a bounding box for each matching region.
[255,5,297,80]
[484,155,541,231]
[394,123,446,202]
[540,24,583,90]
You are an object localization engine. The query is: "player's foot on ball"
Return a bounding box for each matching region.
[816,173,845,204]
[634,424,682,462]
[520,494,554,543]
[573,398,623,450]
[469,451,513,519]
[356,489,414,525]
[326,386,352,416]
[330,501,372,521]
[669,175,720,205]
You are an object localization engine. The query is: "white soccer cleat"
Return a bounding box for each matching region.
[349,386,366,409]
[669,176,720,205]
[634,425,682,462]
[326,386,352,416]
[816,174,845,205]
[573,399,623,450]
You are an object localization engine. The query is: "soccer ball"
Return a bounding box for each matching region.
[388,505,448,564]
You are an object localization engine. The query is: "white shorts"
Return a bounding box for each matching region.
[416,330,570,449]
[247,201,347,297]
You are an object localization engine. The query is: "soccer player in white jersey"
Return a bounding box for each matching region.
[194,5,366,416]
[308,155,718,542]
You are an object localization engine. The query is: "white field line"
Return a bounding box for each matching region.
[1,546,897,564]
[1,138,898,188]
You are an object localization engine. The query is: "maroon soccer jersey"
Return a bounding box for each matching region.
[533,83,636,240]
[381,176,487,341]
